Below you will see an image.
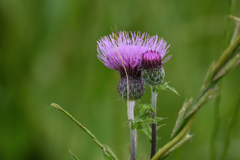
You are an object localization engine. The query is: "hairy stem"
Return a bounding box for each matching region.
[128,101,136,160]
[150,86,158,158]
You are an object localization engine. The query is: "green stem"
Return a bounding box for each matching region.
[223,0,234,49]
[69,150,80,160]
[161,134,193,159]
[151,113,197,160]
[212,34,240,78]
[210,83,221,160]
[128,101,136,160]
[50,103,118,160]
[171,34,240,140]
[150,86,158,158]
[221,89,240,160]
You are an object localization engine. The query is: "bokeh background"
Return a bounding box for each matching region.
[0,0,240,160]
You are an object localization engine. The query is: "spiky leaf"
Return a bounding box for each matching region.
[154,82,179,95]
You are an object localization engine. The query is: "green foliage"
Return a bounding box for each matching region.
[152,18,240,160]
[103,145,118,160]
[153,82,179,95]
[138,104,155,115]
[171,98,193,137]
[51,103,118,160]
[230,15,240,44]
[129,104,165,142]
[103,146,113,160]
[221,90,240,160]
[69,150,80,160]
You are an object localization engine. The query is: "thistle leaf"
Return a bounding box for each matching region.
[157,124,166,131]
[153,117,165,123]
[154,82,179,95]
[138,129,152,142]
[137,104,155,115]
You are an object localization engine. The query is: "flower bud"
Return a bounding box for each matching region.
[141,51,165,86]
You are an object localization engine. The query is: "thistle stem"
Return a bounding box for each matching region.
[128,100,136,160]
[150,86,158,158]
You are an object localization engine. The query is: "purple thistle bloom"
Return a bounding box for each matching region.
[97,31,170,99]
[97,31,170,75]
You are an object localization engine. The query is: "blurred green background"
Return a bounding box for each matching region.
[0,0,240,160]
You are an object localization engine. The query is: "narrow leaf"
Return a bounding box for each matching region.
[103,148,113,160]
[69,150,80,160]
[104,145,118,160]
[213,54,240,81]
[157,124,166,131]
[139,129,152,142]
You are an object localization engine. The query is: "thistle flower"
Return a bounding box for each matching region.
[141,43,170,86]
[97,31,169,100]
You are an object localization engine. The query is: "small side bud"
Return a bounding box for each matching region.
[141,51,165,86]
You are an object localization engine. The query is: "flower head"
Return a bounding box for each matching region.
[97,31,170,76]
[141,50,171,86]
[142,51,162,69]
[97,31,170,99]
